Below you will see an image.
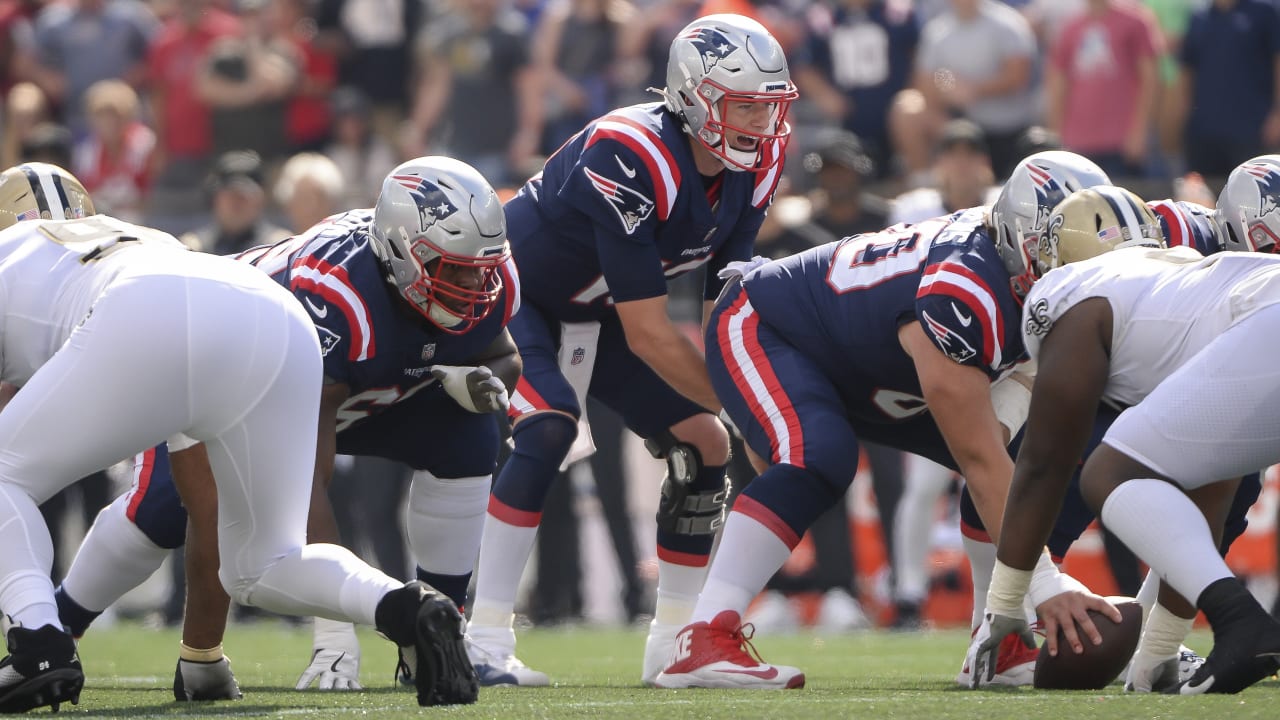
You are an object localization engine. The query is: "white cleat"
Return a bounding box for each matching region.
[465,625,549,687]
[642,620,680,686]
[652,611,804,690]
[814,588,872,632]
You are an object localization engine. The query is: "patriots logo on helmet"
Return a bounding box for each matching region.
[584,167,654,235]
[393,174,458,232]
[921,309,977,364]
[1025,162,1063,239]
[685,26,738,74]
[1243,163,1280,248]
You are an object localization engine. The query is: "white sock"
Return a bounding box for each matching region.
[470,510,538,627]
[691,510,793,624]
[654,561,708,627]
[894,456,954,602]
[61,495,169,612]
[1137,601,1194,659]
[0,484,61,629]
[963,534,996,630]
[237,542,401,626]
[1135,568,1160,622]
[1100,479,1233,606]
[408,472,490,576]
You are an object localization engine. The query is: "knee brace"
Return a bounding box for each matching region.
[647,430,729,536]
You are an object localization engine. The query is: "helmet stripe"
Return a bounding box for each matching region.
[50,174,71,218]
[19,165,53,219]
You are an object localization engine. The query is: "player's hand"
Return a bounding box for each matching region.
[966,612,1036,689]
[1035,589,1122,658]
[295,648,363,691]
[175,656,243,701]
[430,364,510,414]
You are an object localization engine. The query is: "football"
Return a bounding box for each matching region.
[1032,597,1143,690]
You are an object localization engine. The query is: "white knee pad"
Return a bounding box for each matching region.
[408,471,491,576]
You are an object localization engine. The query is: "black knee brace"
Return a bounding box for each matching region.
[646,430,729,536]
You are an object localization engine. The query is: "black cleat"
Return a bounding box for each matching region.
[375,582,478,706]
[0,625,85,714]
[1173,579,1280,695]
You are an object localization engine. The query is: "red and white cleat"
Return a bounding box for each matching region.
[956,629,1038,687]
[652,611,805,690]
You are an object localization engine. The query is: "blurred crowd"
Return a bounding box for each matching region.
[16,0,1280,629]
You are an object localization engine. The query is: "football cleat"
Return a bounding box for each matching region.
[374,581,479,706]
[0,625,84,713]
[464,625,549,687]
[956,628,1038,687]
[641,620,680,686]
[814,588,872,632]
[1174,579,1280,695]
[175,656,243,701]
[652,611,805,690]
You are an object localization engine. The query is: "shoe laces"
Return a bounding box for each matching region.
[710,620,765,666]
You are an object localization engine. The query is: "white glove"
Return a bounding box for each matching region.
[1124,650,1181,693]
[965,611,1037,689]
[430,365,509,414]
[295,618,363,691]
[175,656,243,701]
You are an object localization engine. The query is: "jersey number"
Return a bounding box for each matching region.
[825,227,926,293]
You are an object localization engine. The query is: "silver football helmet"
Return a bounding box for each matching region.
[1214,154,1280,253]
[658,13,798,172]
[1039,186,1163,276]
[370,156,509,334]
[991,151,1111,299]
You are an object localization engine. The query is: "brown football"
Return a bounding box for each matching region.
[1033,597,1143,690]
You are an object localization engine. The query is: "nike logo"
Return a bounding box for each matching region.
[951,303,973,327]
[304,296,329,319]
[615,155,637,179]
[329,652,346,673]
[716,666,778,680]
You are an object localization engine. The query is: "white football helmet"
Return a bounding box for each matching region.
[1039,186,1163,276]
[370,157,509,334]
[991,151,1111,299]
[658,13,798,172]
[0,162,94,230]
[1214,154,1280,253]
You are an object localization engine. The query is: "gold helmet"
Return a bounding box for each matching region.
[1038,186,1163,277]
[0,162,94,231]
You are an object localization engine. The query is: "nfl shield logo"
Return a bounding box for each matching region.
[421,343,436,361]
[571,347,586,365]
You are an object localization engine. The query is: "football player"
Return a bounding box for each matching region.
[972,187,1280,695]
[464,13,798,687]
[652,152,1120,689]
[962,155,1280,691]
[49,157,517,698]
[0,163,477,712]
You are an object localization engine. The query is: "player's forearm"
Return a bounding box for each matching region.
[996,460,1070,571]
[956,452,1014,546]
[631,332,721,412]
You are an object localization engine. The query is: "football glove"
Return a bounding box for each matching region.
[430,365,509,414]
[174,656,243,701]
[295,619,362,691]
[965,611,1036,689]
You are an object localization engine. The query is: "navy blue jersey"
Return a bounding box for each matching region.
[1149,198,1223,255]
[506,102,781,321]
[739,208,1024,423]
[237,210,520,430]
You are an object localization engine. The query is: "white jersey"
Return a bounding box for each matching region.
[0,215,223,385]
[1021,246,1280,408]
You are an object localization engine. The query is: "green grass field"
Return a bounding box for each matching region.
[57,623,1274,719]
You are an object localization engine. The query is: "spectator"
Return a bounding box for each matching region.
[892,0,1038,181]
[1045,0,1161,179]
[314,0,423,146]
[1174,0,1280,178]
[323,85,397,208]
[794,0,920,180]
[19,122,73,168]
[196,0,298,162]
[268,0,337,153]
[180,149,290,255]
[529,0,633,154]
[273,150,342,232]
[1,81,49,168]
[72,79,155,222]
[0,0,39,96]
[889,118,997,224]
[408,0,540,186]
[28,0,157,136]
